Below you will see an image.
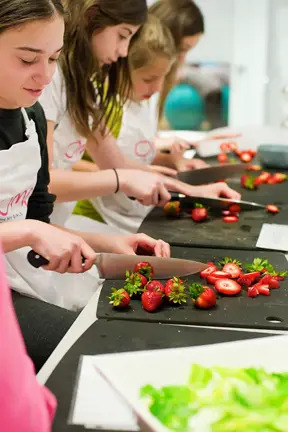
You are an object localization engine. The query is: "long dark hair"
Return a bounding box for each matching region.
[60,0,147,138]
[150,0,204,119]
[0,0,64,33]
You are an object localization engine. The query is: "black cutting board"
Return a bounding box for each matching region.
[139,199,288,250]
[97,247,288,331]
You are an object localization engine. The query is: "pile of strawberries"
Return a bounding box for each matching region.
[109,261,217,312]
[241,170,287,190]
[200,257,287,299]
[217,141,256,164]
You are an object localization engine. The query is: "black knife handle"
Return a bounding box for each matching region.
[27,250,86,268]
[27,250,49,268]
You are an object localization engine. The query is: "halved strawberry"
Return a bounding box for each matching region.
[268,277,280,289]
[240,151,252,163]
[206,274,219,285]
[228,204,241,214]
[222,263,241,279]
[141,291,162,312]
[217,152,228,163]
[261,274,272,285]
[109,288,130,308]
[266,204,279,214]
[164,200,181,217]
[214,278,241,295]
[271,173,287,183]
[212,270,232,279]
[200,265,218,279]
[188,283,216,309]
[134,262,154,279]
[248,286,259,297]
[237,272,260,287]
[145,280,165,295]
[222,215,239,223]
[257,284,270,296]
[164,277,187,304]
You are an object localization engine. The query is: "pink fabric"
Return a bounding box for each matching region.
[0,246,57,432]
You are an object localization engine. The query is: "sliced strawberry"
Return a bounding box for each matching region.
[261,274,272,285]
[271,173,287,183]
[248,286,259,298]
[200,265,217,279]
[275,275,285,281]
[246,164,261,171]
[222,263,241,279]
[207,261,216,267]
[268,277,280,289]
[191,207,208,222]
[145,280,165,295]
[267,177,278,184]
[217,152,228,163]
[257,284,270,296]
[188,283,216,309]
[237,272,260,287]
[109,288,130,308]
[164,200,181,217]
[214,278,241,295]
[240,151,253,163]
[228,204,241,214]
[206,274,219,285]
[141,290,162,312]
[255,171,272,185]
[212,270,232,279]
[266,204,279,214]
[222,215,239,223]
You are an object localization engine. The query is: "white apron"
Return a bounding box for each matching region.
[1,109,100,311]
[91,100,157,234]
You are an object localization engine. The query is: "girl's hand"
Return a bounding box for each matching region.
[27,221,96,273]
[174,157,209,172]
[187,182,241,200]
[149,165,178,177]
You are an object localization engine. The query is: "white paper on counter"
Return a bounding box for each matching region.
[69,355,139,431]
[256,223,288,252]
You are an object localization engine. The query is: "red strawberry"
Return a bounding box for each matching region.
[207,261,216,267]
[212,270,232,279]
[267,177,278,184]
[200,265,218,279]
[241,174,256,190]
[268,277,280,289]
[261,274,272,285]
[266,204,279,214]
[240,151,252,163]
[248,286,259,297]
[247,149,257,157]
[220,142,230,152]
[141,291,162,312]
[188,283,216,309]
[214,278,241,295]
[164,277,187,304]
[226,141,238,152]
[222,215,239,223]
[191,207,208,222]
[164,200,181,217]
[217,153,228,163]
[271,173,287,183]
[275,275,285,281]
[222,263,241,279]
[257,284,270,296]
[254,171,271,185]
[134,262,154,279]
[109,288,130,308]
[228,204,241,214]
[145,280,165,295]
[124,271,147,296]
[247,165,261,171]
[206,274,219,285]
[237,272,261,287]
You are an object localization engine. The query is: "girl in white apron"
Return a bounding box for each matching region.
[76,16,241,234]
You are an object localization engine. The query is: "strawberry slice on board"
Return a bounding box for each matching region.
[257,284,270,296]
[239,151,253,163]
[188,283,216,309]
[214,278,242,295]
[222,215,239,223]
[200,265,218,279]
[248,286,259,298]
[237,272,261,287]
[222,263,241,279]
[266,204,279,214]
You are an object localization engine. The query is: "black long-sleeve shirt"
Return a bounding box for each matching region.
[0,102,55,223]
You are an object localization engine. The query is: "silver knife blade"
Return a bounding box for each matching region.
[174,195,266,211]
[94,253,208,280]
[178,163,247,185]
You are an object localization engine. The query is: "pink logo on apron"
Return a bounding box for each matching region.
[135,139,154,158]
[65,140,86,160]
[0,187,34,218]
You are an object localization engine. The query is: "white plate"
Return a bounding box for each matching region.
[93,335,288,432]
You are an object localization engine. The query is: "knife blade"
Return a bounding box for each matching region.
[177,163,247,185]
[170,194,266,211]
[27,250,208,279]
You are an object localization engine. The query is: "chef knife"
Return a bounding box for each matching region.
[177,163,247,185]
[170,194,266,211]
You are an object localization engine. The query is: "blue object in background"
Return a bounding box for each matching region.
[164,83,205,130]
[221,85,230,123]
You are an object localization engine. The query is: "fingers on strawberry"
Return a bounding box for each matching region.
[141,291,162,312]
[191,207,208,222]
[109,288,130,308]
[200,265,218,279]
[222,263,241,279]
[164,200,181,217]
[164,277,187,304]
[222,215,239,223]
[266,204,279,214]
[214,278,242,295]
[134,262,154,279]
[237,272,260,287]
[145,280,165,296]
[188,283,216,309]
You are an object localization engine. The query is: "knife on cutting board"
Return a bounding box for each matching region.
[177,163,247,185]
[170,194,266,211]
[27,250,208,279]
